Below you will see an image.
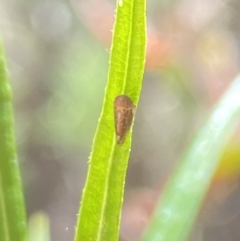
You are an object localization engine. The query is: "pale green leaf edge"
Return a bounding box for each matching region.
[142,75,240,241]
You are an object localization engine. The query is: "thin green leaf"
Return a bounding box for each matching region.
[0,41,27,241]
[74,0,146,240]
[142,75,240,241]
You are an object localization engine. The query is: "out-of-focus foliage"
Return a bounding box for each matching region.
[28,212,50,241]
[142,76,240,241]
[41,35,108,149]
[1,0,240,240]
[0,41,27,241]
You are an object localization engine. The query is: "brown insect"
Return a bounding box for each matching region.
[114,95,135,145]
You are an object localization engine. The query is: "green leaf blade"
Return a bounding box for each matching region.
[0,41,27,241]
[74,0,146,240]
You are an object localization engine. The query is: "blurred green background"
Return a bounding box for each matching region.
[2,0,240,240]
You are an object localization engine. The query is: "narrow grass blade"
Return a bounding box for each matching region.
[0,41,27,241]
[74,0,146,240]
[142,75,240,241]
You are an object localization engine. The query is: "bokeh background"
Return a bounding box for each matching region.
[2,0,240,240]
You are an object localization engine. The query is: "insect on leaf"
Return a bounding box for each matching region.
[114,95,135,145]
